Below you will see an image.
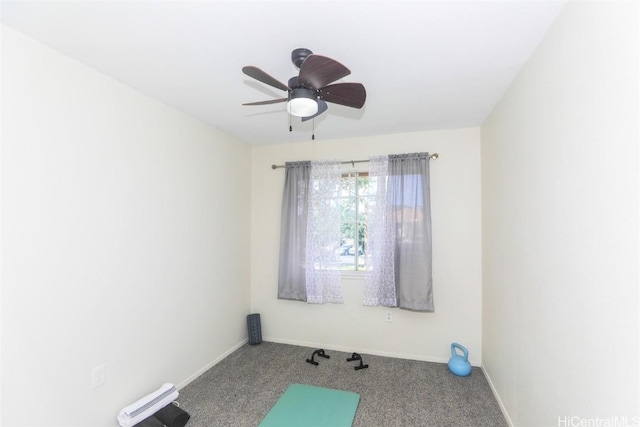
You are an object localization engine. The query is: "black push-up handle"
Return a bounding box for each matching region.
[306,349,330,366]
[346,352,369,370]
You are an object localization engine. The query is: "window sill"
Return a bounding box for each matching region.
[340,271,365,281]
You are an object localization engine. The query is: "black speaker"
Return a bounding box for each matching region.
[247,313,262,345]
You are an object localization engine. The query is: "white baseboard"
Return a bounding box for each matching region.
[481,364,514,427]
[176,338,248,390]
[263,336,484,366]
[176,336,489,391]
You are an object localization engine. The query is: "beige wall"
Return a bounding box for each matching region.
[481,1,639,425]
[250,128,483,364]
[1,26,252,426]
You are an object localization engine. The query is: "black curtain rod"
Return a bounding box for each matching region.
[271,153,439,170]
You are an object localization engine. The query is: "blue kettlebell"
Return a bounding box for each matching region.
[448,342,472,377]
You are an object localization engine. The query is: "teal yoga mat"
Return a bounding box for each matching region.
[259,384,360,427]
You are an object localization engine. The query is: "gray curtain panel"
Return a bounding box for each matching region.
[277,161,311,301]
[388,152,433,311]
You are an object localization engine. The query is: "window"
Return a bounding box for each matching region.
[337,171,373,271]
[278,153,433,310]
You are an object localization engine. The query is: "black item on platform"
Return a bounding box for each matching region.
[154,402,191,427]
[247,313,262,345]
[135,416,165,427]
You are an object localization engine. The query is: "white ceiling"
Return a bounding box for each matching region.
[1,0,566,146]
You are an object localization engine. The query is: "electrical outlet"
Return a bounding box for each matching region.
[91,364,105,389]
[384,311,393,323]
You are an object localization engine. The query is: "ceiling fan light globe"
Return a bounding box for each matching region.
[287,97,318,117]
[287,87,318,117]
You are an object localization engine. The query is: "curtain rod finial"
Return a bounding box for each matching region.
[430,153,439,160]
[271,164,278,170]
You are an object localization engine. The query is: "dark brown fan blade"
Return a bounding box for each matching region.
[320,83,366,109]
[243,98,288,106]
[298,55,351,90]
[301,99,328,122]
[242,66,290,91]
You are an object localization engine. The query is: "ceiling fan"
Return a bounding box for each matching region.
[242,48,366,122]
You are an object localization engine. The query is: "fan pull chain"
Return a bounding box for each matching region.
[312,118,315,141]
[289,113,292,132]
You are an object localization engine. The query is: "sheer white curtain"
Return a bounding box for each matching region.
[305,160,343,304]
[363,156,397,306]
[277,160,343,304]
[364,153,433,311]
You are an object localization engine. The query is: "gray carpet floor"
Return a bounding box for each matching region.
[178,341,507,427]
